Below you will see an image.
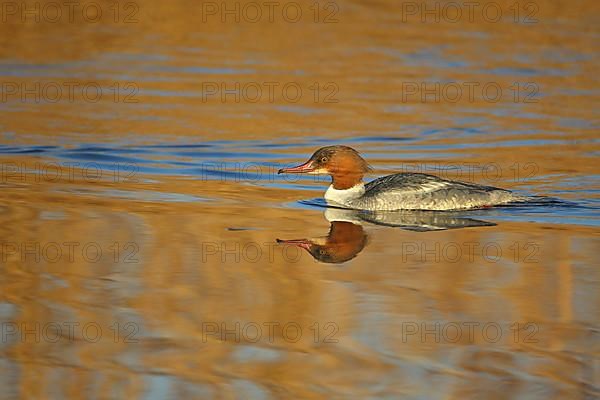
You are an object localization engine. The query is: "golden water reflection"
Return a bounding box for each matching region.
[0,0,599,398]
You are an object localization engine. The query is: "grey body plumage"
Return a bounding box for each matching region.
[336,173,522,211]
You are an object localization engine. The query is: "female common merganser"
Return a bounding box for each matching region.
[278,145,525,211]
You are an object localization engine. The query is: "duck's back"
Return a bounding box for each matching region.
[356,173,517,211]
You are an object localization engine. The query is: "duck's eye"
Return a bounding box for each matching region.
[319,249,326,255]
[320,157,328,163]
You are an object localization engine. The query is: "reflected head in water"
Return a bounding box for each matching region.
[277,220,367,264]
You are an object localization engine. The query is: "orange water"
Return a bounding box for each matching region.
[0,1,599,398]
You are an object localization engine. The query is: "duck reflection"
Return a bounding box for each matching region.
[277,208,496,264]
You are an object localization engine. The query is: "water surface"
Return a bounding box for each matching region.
[0,0,599,398]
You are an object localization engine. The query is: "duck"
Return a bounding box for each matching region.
[278,145,525,211]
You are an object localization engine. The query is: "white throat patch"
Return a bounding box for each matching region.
[324,183,365,207]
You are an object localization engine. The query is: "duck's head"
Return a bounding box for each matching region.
[278,145,371,189]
